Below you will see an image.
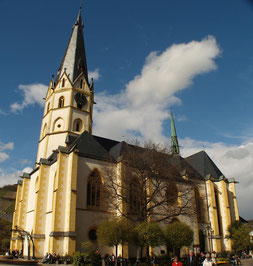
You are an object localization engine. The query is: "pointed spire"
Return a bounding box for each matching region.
[170,111,180,155]
[55,8,88,84]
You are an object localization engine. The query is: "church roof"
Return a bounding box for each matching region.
[170,155,204,181]
[55,8,88,84]
[63,132,204,181]
[185,150,223,180]
[68,131,113,161]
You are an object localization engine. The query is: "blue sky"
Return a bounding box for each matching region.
[0,0,253,219]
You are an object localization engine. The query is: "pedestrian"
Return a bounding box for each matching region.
[186,250,198,266]
[203,253,214,266]
[211,251,216,265]
[172,256,183,266]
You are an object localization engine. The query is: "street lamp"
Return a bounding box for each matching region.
[203,223,214,252]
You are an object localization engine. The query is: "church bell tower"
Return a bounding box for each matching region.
[36,8,94,162]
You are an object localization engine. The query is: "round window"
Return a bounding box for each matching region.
[88,229,97,241]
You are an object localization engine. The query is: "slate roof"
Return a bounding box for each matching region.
[55,9,88,84]
[63,132,203,182]
[68,131,113,161]
[170,155,204,181]
[185,150,223,180]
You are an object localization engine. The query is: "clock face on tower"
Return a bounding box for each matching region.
[74,92,87,109]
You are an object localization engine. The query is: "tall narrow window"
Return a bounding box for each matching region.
[62,78,65,87]
[80,79,83,89]
[215,189,223,236]
[87,170,101,208]
[166,183,178,205]
[129,178,141,214]
[194,187,203,222]
[58,96,65,108]
[73,119,83,132]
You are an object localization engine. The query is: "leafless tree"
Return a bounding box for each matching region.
[102,140,197,223]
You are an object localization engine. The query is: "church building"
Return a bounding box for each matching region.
[10,8,240,258]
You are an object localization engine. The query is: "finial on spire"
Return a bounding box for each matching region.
[170,111,180,155]
[80,0,84,10]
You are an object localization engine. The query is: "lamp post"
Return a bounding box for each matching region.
[203,223,214,252]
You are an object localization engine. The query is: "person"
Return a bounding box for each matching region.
[211,251,216,265]
[42,252,49,263]
[172,256,183,266]
[203,253,214,266]
[186,250,198,266]
[150,253,156,265]
[199,252,205,265]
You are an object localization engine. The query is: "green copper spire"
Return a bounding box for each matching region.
[170,111,180,155]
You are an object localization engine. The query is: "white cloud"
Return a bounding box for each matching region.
[180,137,253,220]
[89,68,101,81]
[0,167,32,188]
[0,142,14,152]
[10,83,48,112]
[0,141,14,163]
[93,36,220,142]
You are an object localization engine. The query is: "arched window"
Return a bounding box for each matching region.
[42,123,47,138]
[80,79,83,89]
[47,102,50,113]
[58,96,65,108]
[194,187,203,222]
[87,170,101,208]
[214,188,223,236]
[62,78,65,88]
[88,229,97,241]
[128,178,141,213]
[166,182,178,205]
[53,117,64,132]
[73,119,83,132]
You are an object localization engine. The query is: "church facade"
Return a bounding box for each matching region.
[10,8,240,258]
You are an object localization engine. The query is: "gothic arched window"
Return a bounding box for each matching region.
[166,183,178,205]
[58,96,65,108]
[194,187,203,222]
[128,178,141,213]
[62,78,65,88]
[80,79,83,89]
[73,119,83,132]
[214,188,223,236]
[87,170,101,208]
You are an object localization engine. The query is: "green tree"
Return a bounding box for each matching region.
[164,222,193,255]
[228,221,251,252]
[134,221,164,258]
[97,217,133,263]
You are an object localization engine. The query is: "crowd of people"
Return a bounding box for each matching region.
[5,249,22,258]
[42,252,71,264]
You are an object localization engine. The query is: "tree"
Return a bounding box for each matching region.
[228,221,251,252]
[164,222,193,255]
[134,221,164,258]
[97,217,133,263]
[102,140,197,223]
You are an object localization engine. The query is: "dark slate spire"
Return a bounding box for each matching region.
[55,8,88,84]
[170,111,180,155]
